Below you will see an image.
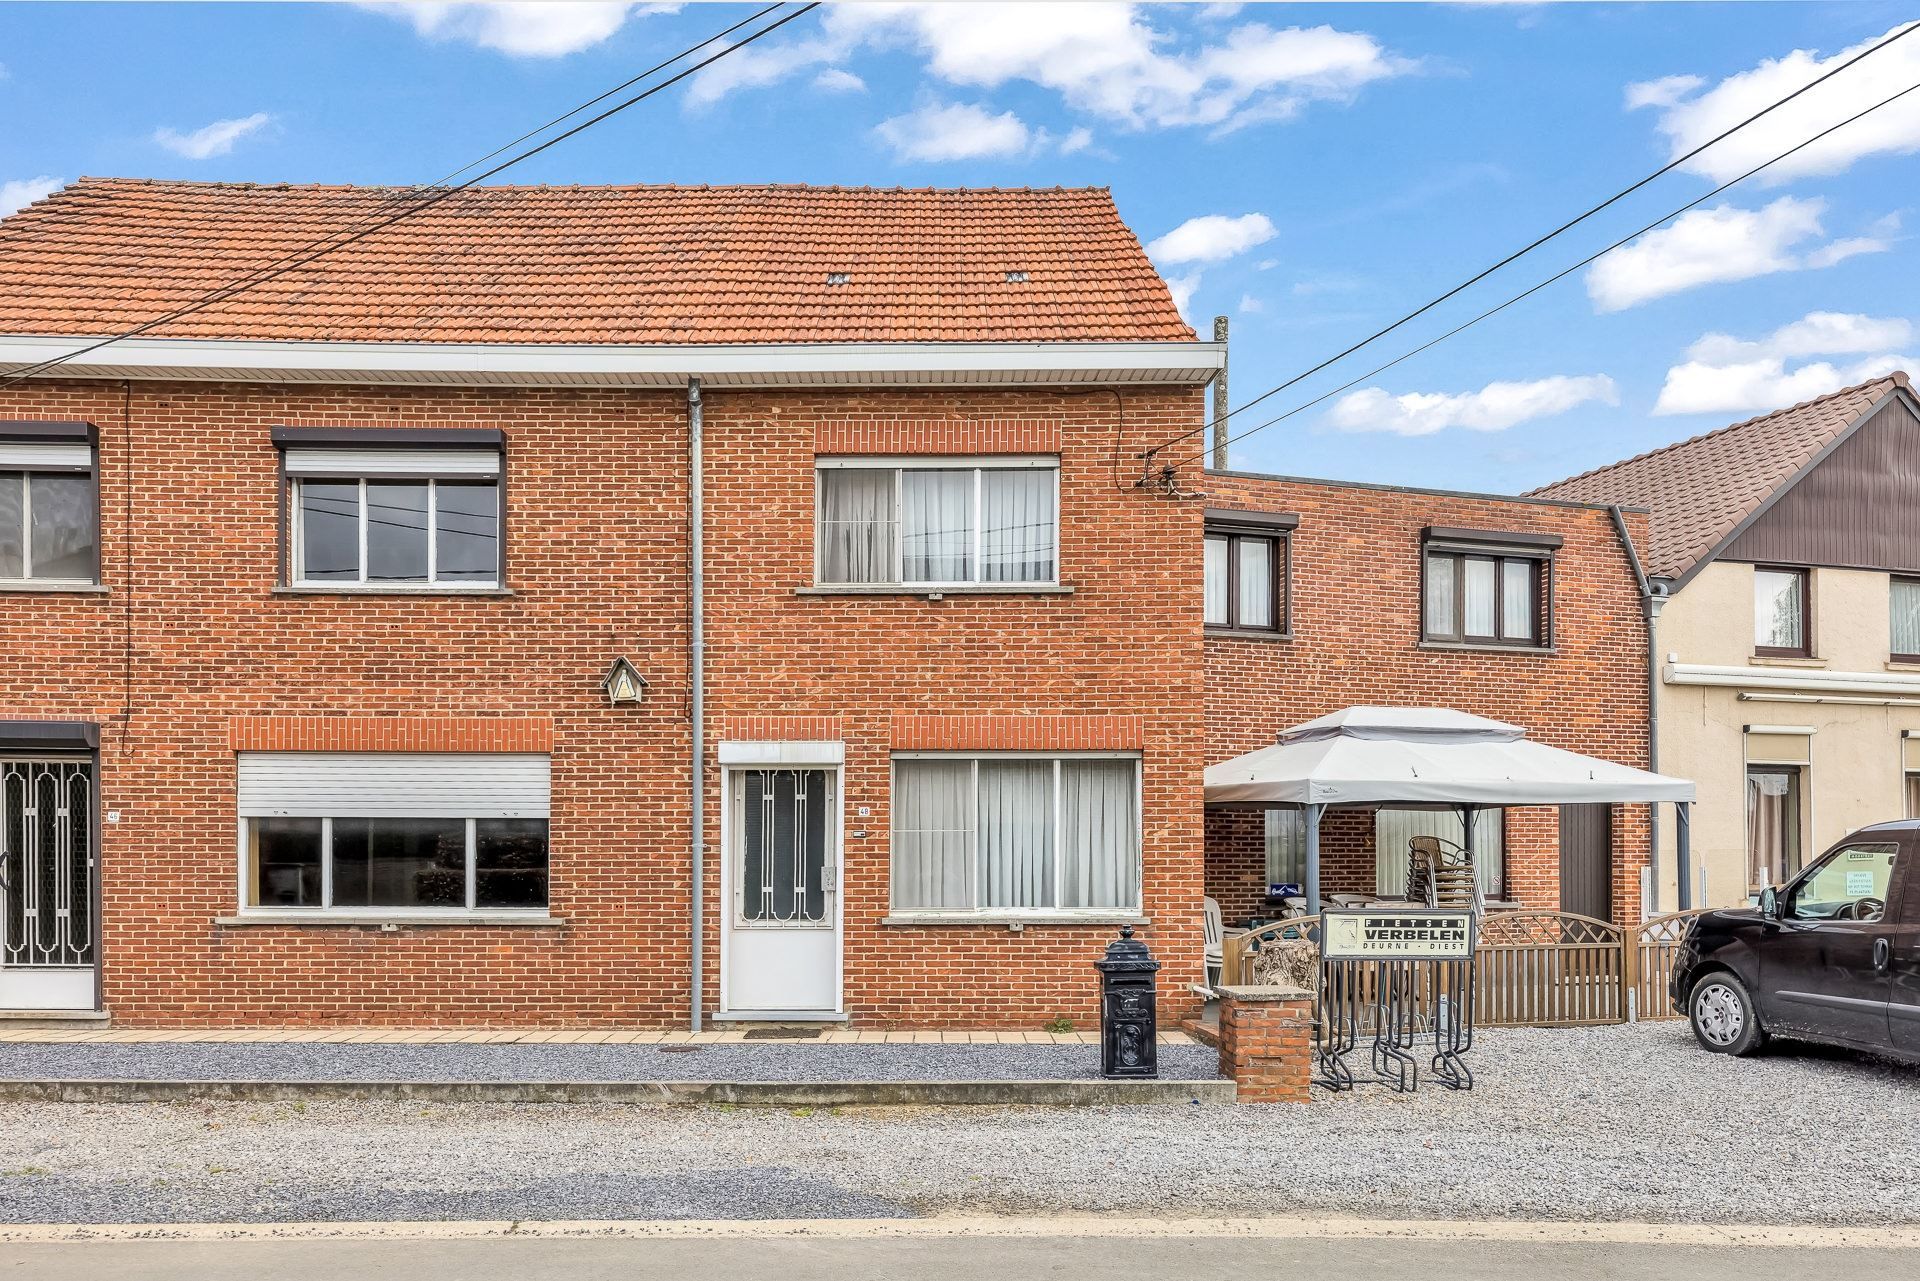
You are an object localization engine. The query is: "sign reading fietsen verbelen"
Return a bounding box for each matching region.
[1321,910,1475,960]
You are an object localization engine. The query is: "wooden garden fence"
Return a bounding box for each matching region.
[1219,908,1709,1028]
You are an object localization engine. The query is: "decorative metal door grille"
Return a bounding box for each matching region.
[0,759,95,969]
[736,768,831,926]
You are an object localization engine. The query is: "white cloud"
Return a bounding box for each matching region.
[812,68,866,94]
[1164,272,1202,323]
[1584,197,1892,312]
[690,3,1411,132]
[1238,294,1265,315]
[873,103,1034,162]
[0,176,60,218]
[153,113,272,160]
[1631,22,1920,185]
[1058,126,1094,155]
[1146,213,1276,266]
[361,2,675,58]
[1654,310,1915,415]
[1328,375,1619,437]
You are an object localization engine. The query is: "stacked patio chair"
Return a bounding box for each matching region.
[1406,835,1484,913]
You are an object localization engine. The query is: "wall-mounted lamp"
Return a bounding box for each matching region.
[601,656,648,707]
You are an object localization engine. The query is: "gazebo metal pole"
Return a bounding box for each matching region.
[1305,802,1324,914]
[1675,800,1693,909]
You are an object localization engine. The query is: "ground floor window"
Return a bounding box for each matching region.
[891,754,1139,914]
[1907,770,1920,820]
[1746,764,1802,892]
[238,751,550,915]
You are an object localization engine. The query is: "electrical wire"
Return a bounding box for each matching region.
[1161,76,1920,474]
[1147,18,1920,459]
[0,2,821,389]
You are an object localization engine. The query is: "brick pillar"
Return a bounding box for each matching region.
[1216,984,1314,1103]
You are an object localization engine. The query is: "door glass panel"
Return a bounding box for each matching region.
[740,770,829,924]
[1745,768,1802,892]
[0,760,95,967]
[1787,844,1896,920]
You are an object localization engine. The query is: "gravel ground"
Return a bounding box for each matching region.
[0,1042,1221,1083]
[0,1023,1914,1226]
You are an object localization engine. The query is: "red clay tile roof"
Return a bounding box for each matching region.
[0,178,1195,346]
[1528,373,1911,581]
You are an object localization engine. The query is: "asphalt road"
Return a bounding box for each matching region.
[2,1232,1915,1281]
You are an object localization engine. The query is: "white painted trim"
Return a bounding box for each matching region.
[1666,661,1920,696]
[1742,724,1816,736]
[716,740,845,767]
[815,455,1056,470]
[0,335,1224,388]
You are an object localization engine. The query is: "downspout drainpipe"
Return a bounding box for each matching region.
[689,377,706,1032]
[1609,504,1662,916]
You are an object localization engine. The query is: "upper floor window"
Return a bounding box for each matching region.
[1892,576,1920,662]
[1420,527,1557,649]
[276,428,502,590]
[816,457,1057,587]
[1204,508,1295,634]
[1753,566,1808,656]
[0,423,98,586]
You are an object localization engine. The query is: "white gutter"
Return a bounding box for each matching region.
[1666,661,1920,696]
[0,335,1224,388]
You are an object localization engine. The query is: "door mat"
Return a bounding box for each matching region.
[742,1027,824,1041]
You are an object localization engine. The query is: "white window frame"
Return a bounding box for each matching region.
[289,473,501,589]
[0,457,99,587]
[814,455,1060,588]
[887,749,1141,920]
[238,813,550,920]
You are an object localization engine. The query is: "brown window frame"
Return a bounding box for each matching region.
[1205,525,1290,635]
[1891,575,1920,664]
[1752,565,1811,658]
[1421,550,1551,649]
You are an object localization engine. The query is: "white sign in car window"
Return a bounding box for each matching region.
[1321,909,1476,961]
[1845,870,1878,898]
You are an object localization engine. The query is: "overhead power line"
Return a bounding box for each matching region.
[1148,18,1920,462]
[1161,76,1920,474]
[0,2,820,389]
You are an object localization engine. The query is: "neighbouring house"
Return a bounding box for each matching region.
[0,177,1654,1029]
[1533,373,1920,909]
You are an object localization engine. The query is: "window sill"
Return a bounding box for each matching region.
[215,911,562,927]
[1206,627,1293,643]
[0,582,107,595]
[273,586,516,598]
[1887,659,1920,672]
[1417,641,1557,656]
[880,912,1147,927]
[1751,654,1826,668]
[795,584,1074,598]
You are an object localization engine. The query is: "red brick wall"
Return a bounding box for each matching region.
[1201,472,1652,923]
[0,378,1205,1028]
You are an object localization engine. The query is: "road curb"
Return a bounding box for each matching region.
[0,1077,1234,1107]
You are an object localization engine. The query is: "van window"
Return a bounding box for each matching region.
[1788,843,1896,921]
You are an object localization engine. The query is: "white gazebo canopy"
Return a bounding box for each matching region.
[1203,707,1697,910]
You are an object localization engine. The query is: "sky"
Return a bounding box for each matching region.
[1,1,1917,493]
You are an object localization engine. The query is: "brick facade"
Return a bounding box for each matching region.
[1201,472,1652,924]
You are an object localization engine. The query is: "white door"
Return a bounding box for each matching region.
[723,767,839,1016]
[0,759,97,1010]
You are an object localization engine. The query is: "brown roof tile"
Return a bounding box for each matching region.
[0,178,1195,346]
[1527,373,1911,580]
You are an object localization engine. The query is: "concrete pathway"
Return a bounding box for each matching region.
[0,1026,1192,1045]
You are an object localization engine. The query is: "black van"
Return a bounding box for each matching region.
[1670,820,1920,1063]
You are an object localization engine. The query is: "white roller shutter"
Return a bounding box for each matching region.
[283,448,500,477]
[0,443,91,469]
[237,752,548,818]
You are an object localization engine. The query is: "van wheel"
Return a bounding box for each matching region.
[1689,973,1766,1056]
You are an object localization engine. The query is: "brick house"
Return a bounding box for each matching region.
[0,179,1650,1029]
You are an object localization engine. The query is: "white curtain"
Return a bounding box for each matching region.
[1373,807,1504,898]
[1237,538,1273,627]
[979,761,1053,908]
[1061,759,1138,909]
[1204,536,1228,625]
[1894,579,1920,656]
[982,469,1055,583]
[1463,558,1496,637]
[902,469,972,582]
[1502,559,1534,639]
[891,760,973,909]
[1424,554,1454,635]
[819,469,893,584]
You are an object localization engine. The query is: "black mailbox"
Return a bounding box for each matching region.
[1094,924,1160,1079]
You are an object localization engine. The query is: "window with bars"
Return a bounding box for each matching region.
[816,458,1058,587]
[1421,531,1554,648]
[890,754,1139,915]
